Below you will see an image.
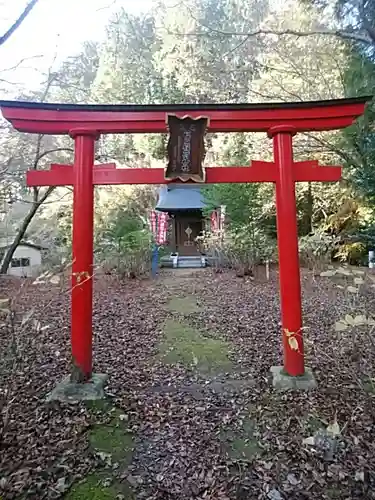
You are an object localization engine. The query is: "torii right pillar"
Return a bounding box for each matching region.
[269,125,324,390]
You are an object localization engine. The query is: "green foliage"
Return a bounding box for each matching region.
[339,51,375,201]
[96,207,152,278]
[302,0,375,54]
[299,233,334,270]
[334,241,366,265]
[153,0,269,103]
[66,475,119,500]
[205,183,262,229]
[200,227,275,274]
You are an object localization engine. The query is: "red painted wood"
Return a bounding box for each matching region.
[252,160,342,182]
[51,162,116,171]
[4,96,366,384]
[27,162,341,187]
[273,132,305,376]
[71,134,96,381]
[292,161,342,182]
[9,116,359,135]
[1,98,367,134]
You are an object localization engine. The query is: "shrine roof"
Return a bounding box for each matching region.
[156,185,207,212]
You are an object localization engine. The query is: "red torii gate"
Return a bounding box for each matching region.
[0,97,370,385]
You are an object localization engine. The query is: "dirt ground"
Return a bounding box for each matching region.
[1,266,375,500]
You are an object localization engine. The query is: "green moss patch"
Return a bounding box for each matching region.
[66,403,135,499]
[65,474,119,500]
[306,414,326,433]
[166,296,201,314]
[362,377,375,393]
[159,319,232,373]
[89,423,134,464]
[221,418,261,460]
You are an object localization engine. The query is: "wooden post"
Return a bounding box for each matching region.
[269,125,305,376]
[70,129,98,382]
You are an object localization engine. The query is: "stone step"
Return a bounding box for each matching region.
[177,256,206,269]
[178,262,203,268]
[160,255,207,269]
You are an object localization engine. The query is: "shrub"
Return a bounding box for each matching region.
[199,227,276,275]
[299,233,334,271]
[96,211,153,278]
[97,229,152,278]
[333,241,367,266]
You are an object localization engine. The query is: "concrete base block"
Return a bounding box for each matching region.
[270,366,317,391]
[46,373,108,403]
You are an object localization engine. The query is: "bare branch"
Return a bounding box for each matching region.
[35,148,74,169]
[0,0,40,47]
[168,23,373,46]
[0,54,44,73]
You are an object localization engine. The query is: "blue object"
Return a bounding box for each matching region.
[155,184,207,212]
[151,244,159,277]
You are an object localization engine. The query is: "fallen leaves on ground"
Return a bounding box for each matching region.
[0,268,375,499]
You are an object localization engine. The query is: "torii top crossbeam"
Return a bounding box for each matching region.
[0,96,371,134]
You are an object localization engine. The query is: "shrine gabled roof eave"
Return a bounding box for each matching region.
[156,184,208,212]
[0,96,372,135]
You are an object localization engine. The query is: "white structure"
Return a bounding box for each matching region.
[1,242,44,277]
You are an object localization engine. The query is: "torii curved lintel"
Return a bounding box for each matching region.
[0,96,371,134]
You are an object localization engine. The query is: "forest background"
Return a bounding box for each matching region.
[0,0,374,276]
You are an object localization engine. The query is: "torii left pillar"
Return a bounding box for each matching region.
[70,129,97,383]
[48,129,108,401]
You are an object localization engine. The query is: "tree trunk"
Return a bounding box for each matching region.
[300,183,314,236]
[306,182,314,234]
[0,187,54,274]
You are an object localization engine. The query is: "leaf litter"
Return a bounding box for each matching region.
[1,269,375,499]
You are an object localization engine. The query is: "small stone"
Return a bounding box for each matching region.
[267,489,283,500]
[287,473,299,485]
[355,470,365,482]
[55,477,69,493]
[313,429,338,461]
[127,475,138,487]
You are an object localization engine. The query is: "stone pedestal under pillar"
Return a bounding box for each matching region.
[270,366,317,391]
[46,373,108,403]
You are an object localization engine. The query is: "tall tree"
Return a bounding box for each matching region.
[338,50,375,200]
[153,0,269,103]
